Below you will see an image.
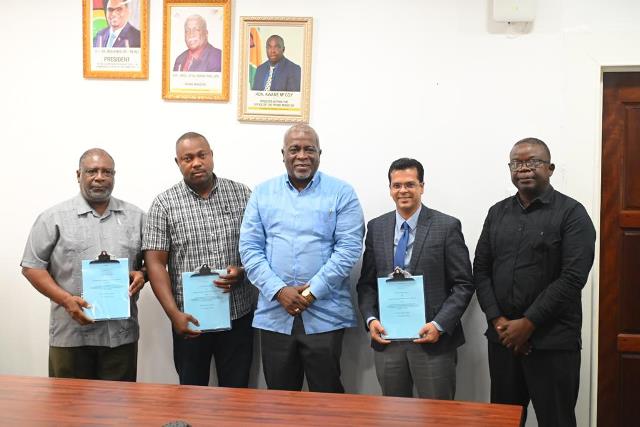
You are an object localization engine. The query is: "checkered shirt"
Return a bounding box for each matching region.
[142,177,255,318]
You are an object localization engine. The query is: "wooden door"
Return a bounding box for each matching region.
[599,72,640,427]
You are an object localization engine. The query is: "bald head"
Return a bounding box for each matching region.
[79,148,114,169]
[283,124,320,150]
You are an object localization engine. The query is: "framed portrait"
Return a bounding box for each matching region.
[83,0,149,79]
[238,17,313,123]
[162,0,231,101]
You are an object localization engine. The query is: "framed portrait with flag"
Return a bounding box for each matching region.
[238,16,313,123]
[83,0,149,79]
[162,0,232,101]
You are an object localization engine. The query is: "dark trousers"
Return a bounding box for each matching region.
[49,342,137,381]
[488,341,580,427]
[172,312,254,387]
[260,315,345,393]
[374,342,457,399]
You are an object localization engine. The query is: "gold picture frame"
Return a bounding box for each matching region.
[83,0,149,79]
[162,0,231,101]
[238,16,313,123]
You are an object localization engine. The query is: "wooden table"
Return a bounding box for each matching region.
[0,375,522,426]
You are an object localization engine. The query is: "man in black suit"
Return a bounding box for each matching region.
[357,158,474,399]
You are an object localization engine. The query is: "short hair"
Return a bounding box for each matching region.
[105,0,129,11]
[184,14,207,31]
[176,132,210,151]
[388,158,424,183]
[78,148,115,169]
[513,137,551,160]
[266,35,285,50]
[283,124,320,148]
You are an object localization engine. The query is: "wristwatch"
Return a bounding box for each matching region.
[301,288,315,304]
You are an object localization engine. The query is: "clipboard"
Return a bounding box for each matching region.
[182,264,232,332]
[377,267,426,340]
[82,251,130,321]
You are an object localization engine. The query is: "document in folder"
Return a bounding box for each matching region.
[182,267,231,332]
[81,256,130,321]
[377,274,426,340]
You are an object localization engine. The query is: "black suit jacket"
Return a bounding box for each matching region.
[357,205,474,354]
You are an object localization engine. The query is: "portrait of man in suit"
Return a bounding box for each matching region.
[356,157,475,400]
[251,35,301,92]
[93,0,141,48]
[173,14,221,73]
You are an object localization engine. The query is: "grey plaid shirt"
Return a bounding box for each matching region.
[142,177,255,319]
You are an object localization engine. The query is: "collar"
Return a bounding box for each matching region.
[74,194,122,216]
[109,23,126,39]
[395,204,422,231]
[181,173,218,199]
[515,184,554,209]
[284,170,321,192]
[187,44,206,61]
[269,58,284,68]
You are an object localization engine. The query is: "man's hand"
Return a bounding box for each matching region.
[492,315,509,341]
[214,266,244,293]
[170,311,202,338]
[513,341,532,356]
[413,322,441,344]
[499,317,535,350]
[368,319,391,345]
[129,271,145,296]
[61,294,94,325]
[276,285,310,316]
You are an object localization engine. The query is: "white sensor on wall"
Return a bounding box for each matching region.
[493,0,536,22]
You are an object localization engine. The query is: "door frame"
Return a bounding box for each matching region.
[563,33,640,426]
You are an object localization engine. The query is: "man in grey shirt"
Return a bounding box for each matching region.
[21,148,146,381]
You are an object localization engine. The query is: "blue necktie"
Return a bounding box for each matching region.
[394,221,409,269]
[107,32,117,48]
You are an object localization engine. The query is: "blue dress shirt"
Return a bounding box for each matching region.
[239,171,364,335]
[393,206,421,269]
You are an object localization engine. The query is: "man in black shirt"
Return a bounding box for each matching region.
[474,138,595,427]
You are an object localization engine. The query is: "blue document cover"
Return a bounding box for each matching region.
[182,270,231,332]
[81,258,130,321]
[377,275,426,340]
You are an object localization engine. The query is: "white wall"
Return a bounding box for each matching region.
[2,1,640,426]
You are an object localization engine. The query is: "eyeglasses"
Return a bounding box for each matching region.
[390,182,421,191]
[83,168,115,178]
[107,6,126,14]
[508,159,550,171]
[285,146,319,155]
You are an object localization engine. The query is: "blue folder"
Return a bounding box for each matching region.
[182,266,231,332]
[377,274,426,340]
[81,255,130,321]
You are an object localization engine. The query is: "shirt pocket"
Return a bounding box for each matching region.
[531,229,561,252]
[314,207,337,239]
[116,225,142,268]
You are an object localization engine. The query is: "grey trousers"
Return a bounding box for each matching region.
[374,341,456,399]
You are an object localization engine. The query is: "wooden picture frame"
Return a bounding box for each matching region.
[238,16,313,122]
[83,0,149,79]
[162,0,231,101]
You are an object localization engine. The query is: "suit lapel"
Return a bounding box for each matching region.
[382,212,396,274]
[408,205,432,273]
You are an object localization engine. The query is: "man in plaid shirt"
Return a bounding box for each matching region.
[143,132,255,387]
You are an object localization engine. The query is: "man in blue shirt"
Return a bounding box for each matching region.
[239,124,364,393]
